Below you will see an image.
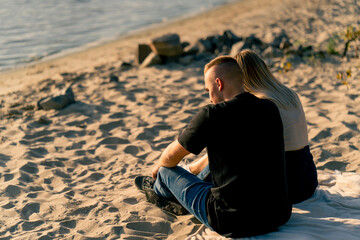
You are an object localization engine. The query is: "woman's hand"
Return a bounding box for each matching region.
[188,154,208,175]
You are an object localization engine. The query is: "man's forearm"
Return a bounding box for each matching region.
[158,141,185,167]
[152,140,190,179]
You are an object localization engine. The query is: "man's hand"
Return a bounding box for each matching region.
[151,140,190,179]
[152,163,160,179]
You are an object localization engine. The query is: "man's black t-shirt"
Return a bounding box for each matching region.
[178,92,292,238]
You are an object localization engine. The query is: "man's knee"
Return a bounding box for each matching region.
[158,166,179,173]
[157,166,182,181]
[157,166,167,176]
[156,166,171,182]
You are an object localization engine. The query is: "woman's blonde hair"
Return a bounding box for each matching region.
[234,49,299,110]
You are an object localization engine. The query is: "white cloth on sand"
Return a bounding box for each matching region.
[186,171,360,240]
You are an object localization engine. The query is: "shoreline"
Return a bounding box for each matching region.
[0,0,239,73]
[0,0,291,96]
[0,0,244,95]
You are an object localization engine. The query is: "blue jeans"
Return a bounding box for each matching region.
[153,166,213,228]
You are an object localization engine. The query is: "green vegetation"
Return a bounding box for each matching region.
[343,25,360,57]
[326,25,360,58]
[327,33,340,55]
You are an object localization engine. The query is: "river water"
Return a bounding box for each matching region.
[0,0,235,71]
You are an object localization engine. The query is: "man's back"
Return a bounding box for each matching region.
[146,56,292,238]
[179,92,292,238]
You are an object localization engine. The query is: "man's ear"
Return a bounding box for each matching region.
[215,78,224,91]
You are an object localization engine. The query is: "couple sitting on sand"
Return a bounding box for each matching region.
[135,49,318,238]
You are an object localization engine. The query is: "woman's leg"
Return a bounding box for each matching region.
[197,164,212,182]
[188,154,209,175]
[286,146,318,204]
[154,166,213,228]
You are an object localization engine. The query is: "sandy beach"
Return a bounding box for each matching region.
[0,0,360,239]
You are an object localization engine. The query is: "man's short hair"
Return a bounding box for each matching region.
[204,55,240,74]
[204,56,243,84]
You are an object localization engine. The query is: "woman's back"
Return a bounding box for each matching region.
[234,49,309,151]
[234,49,318,203]
[278,95,309,151]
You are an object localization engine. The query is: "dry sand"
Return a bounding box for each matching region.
[0,0,359,239]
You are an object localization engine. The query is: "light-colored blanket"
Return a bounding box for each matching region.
[186,171,360,240]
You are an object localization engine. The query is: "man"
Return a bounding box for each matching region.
[135,56,292,238]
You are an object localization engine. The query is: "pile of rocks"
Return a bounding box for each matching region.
[137,29,323,67]
[137,30,243,67]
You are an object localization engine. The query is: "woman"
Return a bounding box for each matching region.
[188,49,318,204]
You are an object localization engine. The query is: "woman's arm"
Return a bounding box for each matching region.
[189,154,208,175]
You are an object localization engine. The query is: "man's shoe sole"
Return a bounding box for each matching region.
[145,189,188,216]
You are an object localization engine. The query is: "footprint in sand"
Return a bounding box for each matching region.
[123,221,172,237]
[73,156,99,166]
[319,161,349,171]
[3,173,14,181]
[4,185,23,198]
[2,201,15,209]
[124,145,140,155]
[96,137,130,151]
[18,171,34,183]
[40,159,65,168]
[111,226,124,236]
[61,130,87,138]
[21,220,44,231]
[98,137,130,146]
[135,128,157,141]
[318,149,342,162]
[20,162,39,174]
[20,136,54,145]
[109,112,129,119]
[77,172,105,183]
[65,141,86,150]
[24,147,49,159]
[53,169,71,179]
[108,207,119,212]
[26,193,38,199]
[99,120,124,132]
[20,202,40,220]
[66,119,93,128]
[69,202,98,216]
[338,131,356,141]
[311,128,332,142]
[22,130,53,140]
[123,197,138,205]
[60,220,77,229]
[0,153,11,167]
[87,172,105,181]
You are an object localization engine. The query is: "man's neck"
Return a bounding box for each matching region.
[224,87,246,102]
